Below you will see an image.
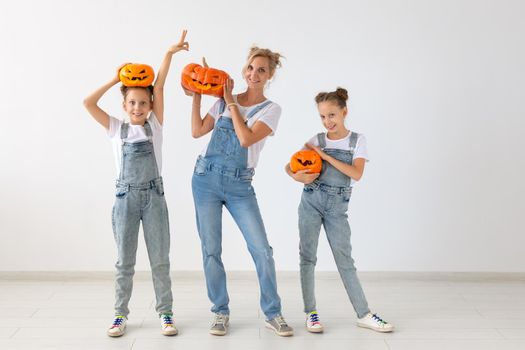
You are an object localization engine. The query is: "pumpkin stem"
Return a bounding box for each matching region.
[202,57,209,68]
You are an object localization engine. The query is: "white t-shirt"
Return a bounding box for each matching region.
[200,95,281,168]
[306,132,369,186]
[108,113,163,178]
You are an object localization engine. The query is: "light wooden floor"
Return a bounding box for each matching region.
[0,272,524,350]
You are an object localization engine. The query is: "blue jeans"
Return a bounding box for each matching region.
[112,178,173,317]
[298,185,370,318]
[192,158,282,320]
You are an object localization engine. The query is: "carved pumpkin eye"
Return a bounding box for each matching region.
[290,150,322,174]
[119,63,155,87]
[181,63,230,98]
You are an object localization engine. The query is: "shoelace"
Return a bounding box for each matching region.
[308,312,320,323]
[111,316,124,328]
[214,314,227,326]
[275,315,288,327]
[371,313,387,325]
[162,314,174,326]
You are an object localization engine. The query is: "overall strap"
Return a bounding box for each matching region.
[120,122,129,140]
[348,132,359,155]
[217,98,226,116]
[317,133,326,149]
[245,100,273,122]
[143,121,153,138]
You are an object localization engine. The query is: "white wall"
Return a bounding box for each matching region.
[1,0,524,272]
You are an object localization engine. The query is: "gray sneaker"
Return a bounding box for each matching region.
[209,313,229,336]
[265,315,294,337]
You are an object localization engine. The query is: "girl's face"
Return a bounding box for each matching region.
[122,88,152,125]
[317,101,348,135]
[243,56,272,90]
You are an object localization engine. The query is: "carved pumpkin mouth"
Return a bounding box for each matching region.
[187,79,221,91]
[297,159,316,166]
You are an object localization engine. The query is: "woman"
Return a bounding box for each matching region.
[186,47,293,337]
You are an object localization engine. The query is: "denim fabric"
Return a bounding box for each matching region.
[192,100,282,320]
[112,121,173,317]
[298,133,370,318]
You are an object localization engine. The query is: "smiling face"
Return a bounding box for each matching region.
[243,56,272,90]
[122,88,152,125]
[318,101,348,137]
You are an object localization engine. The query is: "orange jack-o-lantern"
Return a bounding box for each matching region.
[119,63,155,87]
[181,63,229,97]
[290,150,322,174]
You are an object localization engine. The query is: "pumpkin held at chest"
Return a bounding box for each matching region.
[181,63,229,98]
[119,63,155,87]
[290,150,322,174]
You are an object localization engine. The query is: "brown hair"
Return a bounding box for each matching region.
[315,87,348,108]
[120,85,154,101]
[244,46,283,77]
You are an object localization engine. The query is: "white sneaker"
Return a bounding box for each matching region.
[357,312,394,332]
[306,311,324,333]
[160,313,178,336]
[107,315,127,337]
[265,315,294,337]
[209,313,229,336]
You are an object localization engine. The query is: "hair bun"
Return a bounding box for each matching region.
[335,87,348,101]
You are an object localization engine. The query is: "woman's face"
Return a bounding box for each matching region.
[317,101,347,134]
[243,56,272,90]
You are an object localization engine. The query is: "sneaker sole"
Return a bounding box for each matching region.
[307,326,324,333]
[265,323,293,337]
[357,323,394,333]
[107,329,125,337]
[162,329,178,336]
[209,329,227,336]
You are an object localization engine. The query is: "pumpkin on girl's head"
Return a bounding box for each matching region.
[290,150,322,174]
[119,63,155,87]
[181,63,229,97]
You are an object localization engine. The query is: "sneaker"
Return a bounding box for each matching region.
[306,311,324,333]
[160,313,178,336]
[107,315,127,337]
[357,312,394,333]
[209,313,229,336]
[265,315,294,337]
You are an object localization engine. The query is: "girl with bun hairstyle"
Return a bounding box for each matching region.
[285,87,394,334]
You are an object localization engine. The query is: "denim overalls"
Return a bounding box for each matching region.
[112,121,173,317]
[298,132,370,318]
[192,99,282,320]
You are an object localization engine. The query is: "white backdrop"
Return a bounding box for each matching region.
[1,0,524,271]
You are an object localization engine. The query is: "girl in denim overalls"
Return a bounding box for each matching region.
[83,31,189,337]
[186,47,293,337]
[286,88,394,334]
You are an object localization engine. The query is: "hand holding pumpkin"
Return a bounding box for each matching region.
[305,143,329,160]
[224,78,235,104]
[290,167,320,184]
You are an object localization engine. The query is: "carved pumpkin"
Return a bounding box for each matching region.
[290,150,322,174]
[119,63,155,87]
[181,63,229,97]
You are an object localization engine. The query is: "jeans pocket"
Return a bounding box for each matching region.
[342,190,352,202]
[155,181,165,196]
[115,185,129,199]
[193,161,207,176]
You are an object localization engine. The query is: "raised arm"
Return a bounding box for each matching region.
[83,64,125,130]
[153,29,189,125]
